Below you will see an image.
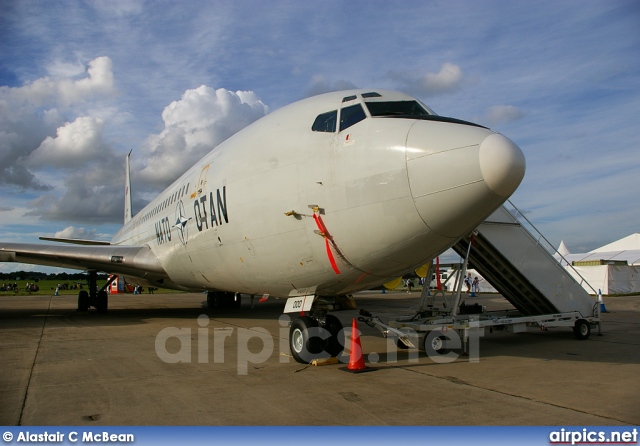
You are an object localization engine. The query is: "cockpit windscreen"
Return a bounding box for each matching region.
[365,100,431,117]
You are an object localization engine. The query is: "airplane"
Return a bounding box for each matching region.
[0,89,525,363]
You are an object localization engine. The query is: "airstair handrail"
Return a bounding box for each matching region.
[506,200,598,295]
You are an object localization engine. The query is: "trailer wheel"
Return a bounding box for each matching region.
[573,319,590,340]
[424,332,448,355]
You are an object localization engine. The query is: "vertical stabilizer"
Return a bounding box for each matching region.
[124,150,133,224]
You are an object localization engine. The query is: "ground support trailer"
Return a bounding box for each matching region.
[359,203,601,357]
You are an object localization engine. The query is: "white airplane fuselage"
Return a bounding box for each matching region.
[111,89,525,298]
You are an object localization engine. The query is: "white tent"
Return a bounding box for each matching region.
[558,234,640,295]
[565,264,640,295]
[563,250,640,266]
[592,233,640,253]
[557,240,571,257]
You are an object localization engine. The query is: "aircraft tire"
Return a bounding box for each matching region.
[96,290,108,313]
[77,290,89,312]
[289,316,325,364]
[221,292,235,309]
[573,319,590,340]
[323,314,344,357]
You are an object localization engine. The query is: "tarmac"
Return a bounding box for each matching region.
[1,290,638,426]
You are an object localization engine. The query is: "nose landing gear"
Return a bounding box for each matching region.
[288,313,345,364]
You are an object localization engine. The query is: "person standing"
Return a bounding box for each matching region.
[472,276,480,295]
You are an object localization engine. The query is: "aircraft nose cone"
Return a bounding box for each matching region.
[479,133,525,197]
[406,122,526,238]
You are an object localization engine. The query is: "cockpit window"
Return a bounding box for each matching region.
[312,110,337,132]
[365,100,431,117]
[339,103,366,131]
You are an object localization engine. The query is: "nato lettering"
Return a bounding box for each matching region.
[194,186,228,232]
[155,216,172,245]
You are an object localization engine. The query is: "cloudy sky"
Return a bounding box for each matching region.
[1,1,639,273]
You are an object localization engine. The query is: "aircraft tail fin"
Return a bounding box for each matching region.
[124,150,133,224]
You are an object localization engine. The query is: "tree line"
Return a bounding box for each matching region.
[0,271,108,281]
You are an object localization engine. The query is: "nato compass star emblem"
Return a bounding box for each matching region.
[174,200,191,245]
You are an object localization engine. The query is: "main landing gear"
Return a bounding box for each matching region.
[289,313,344,364]
[206,291,242,310]
[77,271,114,313]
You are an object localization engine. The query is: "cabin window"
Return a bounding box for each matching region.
[339,104,366,131]
[312,110,337,133]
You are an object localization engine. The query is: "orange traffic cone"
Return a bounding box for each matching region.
[342,318,374,373]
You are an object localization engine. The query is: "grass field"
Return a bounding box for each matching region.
[0,279,180,296]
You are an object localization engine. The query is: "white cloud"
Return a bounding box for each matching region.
[53,226,102,240]
[27,117,110,168]
[88,0,145,17]
[0,57,118,191]
[0,56,124,223]
[25,160,124,223]
[138,86,269,188]
[304,75,358,97]
[388,63,464,97]
[5,56,116,107]
[2,66,270,223]
[482,105,525,126]
[45,59,87,78]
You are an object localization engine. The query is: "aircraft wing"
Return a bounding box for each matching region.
[38,236,111,246]
[0,242,167,282]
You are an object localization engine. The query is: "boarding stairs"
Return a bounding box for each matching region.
[452,202,597,318]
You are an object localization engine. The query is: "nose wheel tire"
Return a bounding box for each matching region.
[289,316,326,364]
